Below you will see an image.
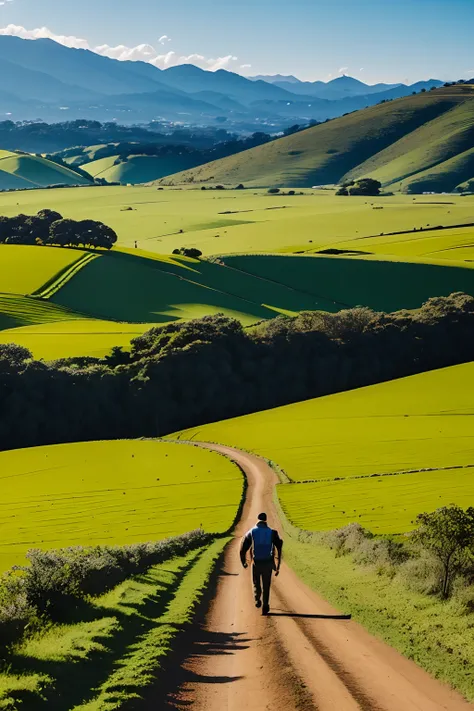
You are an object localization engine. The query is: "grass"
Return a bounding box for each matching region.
[0,320,154,360]
[1,185,474,257]
[0,439,242,572]
[0,150,91,191]
[0,295,85,331]
[175,361,474,532]
[83,153,199,185]
[223,252,474,312]
[282,535,474,702]
[0,245,87,296]
[278,467,474,534]
[2,189,474,359]
[158,85,474,190]
[0,539,228,710]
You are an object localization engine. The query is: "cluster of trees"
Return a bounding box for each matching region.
[1,292,474,453]
[336,178,382,196]
[0,211,118,250]
[172,247,203,258]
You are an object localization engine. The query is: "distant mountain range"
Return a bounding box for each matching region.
[0,36,445,128]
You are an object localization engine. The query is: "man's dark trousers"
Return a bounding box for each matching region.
[252,560,273,607]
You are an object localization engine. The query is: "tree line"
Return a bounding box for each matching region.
[0,210,118,250]
[1,292,474,453]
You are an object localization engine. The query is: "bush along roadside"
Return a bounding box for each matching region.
[0,538,229,711]
[273,488,474,700]
[0,529,213,652]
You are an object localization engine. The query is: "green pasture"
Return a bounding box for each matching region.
[223,253,474,312]
[0,244,86,295]
[175,361,474,532]
[83,153,199,184]
[1,185,473,257]
[0,149,91,191]
[0,295,84,330]
[0,319,154,360]
[278,467,474,534]
[0,440,242,572]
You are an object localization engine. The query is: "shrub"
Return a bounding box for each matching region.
[413,505,474,598]
[268,188,280,194]
[0,529,213,644]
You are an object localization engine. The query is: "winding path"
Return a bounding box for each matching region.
[162,444,472,711]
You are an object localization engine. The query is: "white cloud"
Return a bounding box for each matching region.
[0,1,14,6]
[240,64,252,69]
[338,66,349,74]
[0,24,243,72]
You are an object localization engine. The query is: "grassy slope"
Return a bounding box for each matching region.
[0,295,84,330]
[157,86,474,189]
[0,439,242,572]
[0,150,92,190]
[0,319,154,360]
[223,253,474,312]
[49,248,339,324]
[0,539,228,711]
[83,154,199,185]
[344,99,474,191]
[174,361,474,531]
[0,245,87,295]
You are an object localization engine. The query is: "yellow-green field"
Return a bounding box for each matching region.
[0,439,242,572]
[0,320,155,360]
[2,188,474,360]
[1,185,474,256]
[175,361,474,533]
[278,467,474,535]
[0,244,86,295]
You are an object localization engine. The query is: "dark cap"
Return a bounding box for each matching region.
[257,512,267,521]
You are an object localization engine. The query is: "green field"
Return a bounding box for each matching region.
[0,320,155,360]
[160,85,474,191]
[0,149,92,191]
[175,361,474,533]
[1,188,474,361]
[0,245,87,295]
[0,439,242,572]
[1,185,474,257]
[83,153,199,185]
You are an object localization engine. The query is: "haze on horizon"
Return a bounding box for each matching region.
[0,0,473,85]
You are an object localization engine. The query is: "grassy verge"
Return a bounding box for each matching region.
[0,539,228,710]
[274,483,474,700]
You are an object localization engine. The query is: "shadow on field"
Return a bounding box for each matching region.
[6,554,201,711]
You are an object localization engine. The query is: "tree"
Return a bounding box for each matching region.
[413,505,474,598]
[348,178,381,196]
[173,247,202,259]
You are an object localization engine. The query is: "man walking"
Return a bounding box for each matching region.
[240,512,283,615]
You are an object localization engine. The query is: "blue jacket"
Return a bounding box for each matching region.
[240,521,283,564]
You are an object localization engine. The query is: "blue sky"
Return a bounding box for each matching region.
[1,0,473,83]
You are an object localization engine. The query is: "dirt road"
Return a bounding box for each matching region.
[163,444,472,711]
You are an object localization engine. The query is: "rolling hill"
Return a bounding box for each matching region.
[0,149,93,190]
[158,84,474,192]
